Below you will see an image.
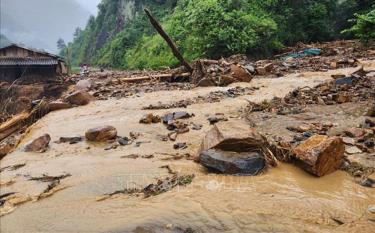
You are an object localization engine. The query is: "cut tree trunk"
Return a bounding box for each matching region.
[144,8,193,73]
[293,135,345,177]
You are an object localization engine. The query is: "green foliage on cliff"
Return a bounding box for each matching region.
[65,0,374,69]
[343,8,375,44]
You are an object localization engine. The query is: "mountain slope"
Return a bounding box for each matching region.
[0,0,91,52]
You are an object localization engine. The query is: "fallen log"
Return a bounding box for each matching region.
[120,72,190,83]
[144,8,193,73]
[0,100,49,143]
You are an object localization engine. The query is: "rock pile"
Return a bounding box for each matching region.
[247,68,374,115]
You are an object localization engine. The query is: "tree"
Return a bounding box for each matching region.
[73,27,83,39]
[57,38,66,50]
[343,8,375,44]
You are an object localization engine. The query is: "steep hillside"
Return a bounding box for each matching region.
[67,0,373,69]
[0,0,91,52]
[67,0,177,67]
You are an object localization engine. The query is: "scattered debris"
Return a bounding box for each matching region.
[56,136,83,144]
[97,174,195,200]
[0,163,26,173]
[139,113,161,124]
[27,173,71,182]
[160,165,177,175]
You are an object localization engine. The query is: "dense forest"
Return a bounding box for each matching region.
[64,0,374,69]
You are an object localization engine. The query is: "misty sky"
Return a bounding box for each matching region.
[76,0,101,14]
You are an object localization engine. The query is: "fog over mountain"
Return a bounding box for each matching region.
[0,0,94,52]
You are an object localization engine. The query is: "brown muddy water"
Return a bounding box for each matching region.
[1,66,374,232]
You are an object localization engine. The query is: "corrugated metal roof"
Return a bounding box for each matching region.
[0,57,59,66]
[0,44,63,60]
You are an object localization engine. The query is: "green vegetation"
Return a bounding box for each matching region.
[343,9,375,44]
[65,0,374,70]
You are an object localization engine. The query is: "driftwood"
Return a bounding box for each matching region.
[144,8,193,73]
[0,100,49,142]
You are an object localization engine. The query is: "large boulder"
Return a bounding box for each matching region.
[75,79,93,91]
[198,120,272,175]
[85,126,117,142]
[199,120,267,153]
[65,91,93,106]
[293,135,345,177]
[200,149,265,175]
[24,134,51,153]
[230,64,253,82]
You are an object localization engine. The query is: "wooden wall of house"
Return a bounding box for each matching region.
[0,66,57,83]
[0,46,51,58]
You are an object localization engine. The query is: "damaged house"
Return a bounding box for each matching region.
[0,44,67,83]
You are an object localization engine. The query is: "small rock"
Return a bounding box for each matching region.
[162,112,193,124]
[334,93,349,104]
[334,77,353,85]
[85,126,117,142]
[345,146,363,154]
[244,65,255,74]
[364,139,374,148]
[207,115,228,125]
[331,74,346,79]
[344,128,365,138]
[76,79,93,91]
[256,63,273,75]
[360,178,374,188]
[330,61,337,69]
[174,142,187,150]
[139,114,161,124]
[197,78,216,87]
[24,134,51,153]
[65,91,93,106]
[117,137,131,146]
[342,137,355,145]
[191,123,203,130]
[168,132,178,141]
[366,103,375,117]
[56,136,83,144]
[368,206,375,214]
[365,118,375,127]
[48,101,72,111]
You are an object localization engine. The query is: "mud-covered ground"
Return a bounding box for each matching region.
[1,61,375,232]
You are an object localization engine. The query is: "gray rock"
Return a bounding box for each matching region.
[24,134,51,153]
[345,146,362,155]
[200,149,265,175]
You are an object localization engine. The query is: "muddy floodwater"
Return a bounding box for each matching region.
[1,67,375,232]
